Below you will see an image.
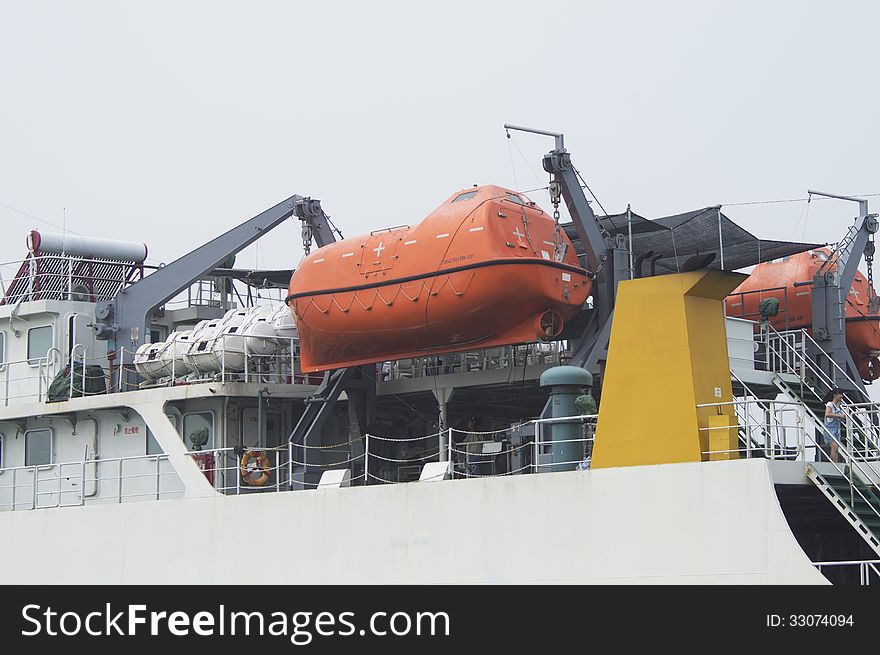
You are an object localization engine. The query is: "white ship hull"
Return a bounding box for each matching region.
[0,458,826,584]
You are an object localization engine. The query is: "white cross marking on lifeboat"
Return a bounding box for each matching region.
[373,242,385,257]
[513,228,525,240]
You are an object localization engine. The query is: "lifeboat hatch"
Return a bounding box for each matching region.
[359,231,403,276]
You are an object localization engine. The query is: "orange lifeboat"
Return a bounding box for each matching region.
[287,185,592,372]
[726,248,880,381]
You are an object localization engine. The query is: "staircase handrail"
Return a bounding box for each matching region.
[770,326,880,452]
[796,326,869,402]
[758,326,880,522]
[770,379,880,517]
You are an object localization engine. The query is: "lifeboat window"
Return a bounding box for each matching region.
[25,429,52,467]
[27,325,53,366]
[452,190,479,203]
[183,412,214,451]
[505,193,525,205]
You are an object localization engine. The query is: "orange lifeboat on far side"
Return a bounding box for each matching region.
[286,185,591,373]
[726,248,880,381]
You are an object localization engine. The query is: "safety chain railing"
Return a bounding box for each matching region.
[175,415,598,495]
[0,453,183,511]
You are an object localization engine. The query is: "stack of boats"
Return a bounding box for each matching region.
[133,302,296,382]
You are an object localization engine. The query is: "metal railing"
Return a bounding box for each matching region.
[725,285,791,329]
[384,342,569,381]
[760,325,867,403]
[842,403,880,460]
[813,559,880,585]
[0,253,142,305]
[186,445,298,494]
[699,397,880,524]
[0,453,183,511]
[758,324,880,460]
[698,399,807,461]
[2,351,62,406]
[119,333,300,391]
[1,343,114,407]
[165,414,598,495]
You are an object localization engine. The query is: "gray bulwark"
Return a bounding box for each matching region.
[564,207,819,276]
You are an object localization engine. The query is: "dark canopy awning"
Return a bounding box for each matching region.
[563,206,821,275]
[210,268,293,289]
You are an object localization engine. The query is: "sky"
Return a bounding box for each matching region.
[0,0,878,275]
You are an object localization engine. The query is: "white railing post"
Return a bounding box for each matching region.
[745,402,752,459]
[364,434,370,486]
[275,450,280,492]
[117,459,123,503]
[37,358,44,403]
[118,348,125,393]
[32,465,38,510]
[798,404,805,461]
[69,349,74,400]
[236,453,241,495]
[288,440,293,490]
[533,421,539,474]
[156,456,161,500]
[447,427,453,478]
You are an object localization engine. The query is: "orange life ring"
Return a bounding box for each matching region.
[240,450,271,487]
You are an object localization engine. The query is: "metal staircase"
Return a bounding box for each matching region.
[806,466,880,556]
[755,324,880,555]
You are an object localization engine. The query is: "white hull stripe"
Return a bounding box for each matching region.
[543,240,555,246]
[342,253,354,258]
[314,258,325,263]
[404,240,417,245]
[436,233,449,239]
[469,227,484,232]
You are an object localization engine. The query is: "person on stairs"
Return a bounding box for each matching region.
[823,388,846,464]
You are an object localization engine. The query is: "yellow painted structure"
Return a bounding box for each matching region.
[707,414,740,461]
[591,269,748,469]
